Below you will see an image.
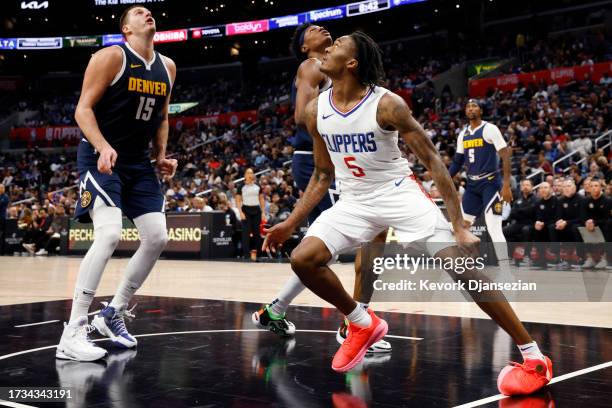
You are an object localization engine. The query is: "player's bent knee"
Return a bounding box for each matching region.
[135,212,169,251]
[147,228,168,251]
[95,223,122,252]
[290,249,314,277]
[290,239,331,277]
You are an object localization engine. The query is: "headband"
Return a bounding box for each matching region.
[299,28,307,47]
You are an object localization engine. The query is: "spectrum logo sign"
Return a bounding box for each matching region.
[226,19,269,36]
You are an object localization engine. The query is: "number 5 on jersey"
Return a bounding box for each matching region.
[136,96,155,121]
[344,156,366,177]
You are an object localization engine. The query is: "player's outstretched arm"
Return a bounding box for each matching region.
[75,46,123,174]
[484,123,513,203]
[294,59,326,127]
[263,99,334,251]
[499,146,513,203]
[448,132,465,177]
[154,55,178,178]
[377,92,467,233]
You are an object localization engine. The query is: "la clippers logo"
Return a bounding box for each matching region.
[21,1,49,9]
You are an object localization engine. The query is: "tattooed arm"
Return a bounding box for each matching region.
[262,99,334,250]
[376,92,468,233]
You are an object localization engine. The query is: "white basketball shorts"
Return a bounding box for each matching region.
[305,175,456,258]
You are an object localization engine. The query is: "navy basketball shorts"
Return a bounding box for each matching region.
[292,152,336,225]
[74,140,164,223]
[462,175,503,219]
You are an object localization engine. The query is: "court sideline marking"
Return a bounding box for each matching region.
[13,320,59,328]
[13,310,100,328]
[453,360,612,408]
[0,401,37,408]
[0,329,421,362]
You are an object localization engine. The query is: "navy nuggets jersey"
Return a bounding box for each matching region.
[94,42,172,158]
[456,121,506,176]
[290,63,332,151]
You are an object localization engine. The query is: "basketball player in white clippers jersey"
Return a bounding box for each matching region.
[251,23,391,355]
[263,31,552,396]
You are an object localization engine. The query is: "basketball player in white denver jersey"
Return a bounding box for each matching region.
[252,23,390,355]
[263,31,552,396]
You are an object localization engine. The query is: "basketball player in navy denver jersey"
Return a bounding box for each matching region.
[263,31,552,394]
[251,23,390,354]
[57,6,177,362]
[449,100,513,267]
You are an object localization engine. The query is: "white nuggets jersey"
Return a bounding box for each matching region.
[317,86,412,197]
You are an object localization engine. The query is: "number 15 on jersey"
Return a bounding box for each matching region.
[136,96,155,121]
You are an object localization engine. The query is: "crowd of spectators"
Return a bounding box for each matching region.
[503,31,608,74]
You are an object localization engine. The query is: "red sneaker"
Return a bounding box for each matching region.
[497,356,553,396]
[331,393,368,408]
[499,390,555,408]
[331,309,388,373]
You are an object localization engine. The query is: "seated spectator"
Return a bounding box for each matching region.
[549,179,583,267]
[571,131,593,159]
[504,179,537,243]
[530,182,559,268]
[552,176,563,197]
[7,206,19,219]
[574,178,611,269]
[25,205,66,256]
[190,197,213,212]
[175,196,191,212]
[599,73,612,86]
[536,152,553,175]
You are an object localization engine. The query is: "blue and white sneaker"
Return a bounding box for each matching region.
[92,302,138,348]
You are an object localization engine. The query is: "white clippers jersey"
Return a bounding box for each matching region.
[317,86,412,197]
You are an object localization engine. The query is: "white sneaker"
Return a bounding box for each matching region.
[582,257,596,269]
[35,248,48,256]
[56,316,107,361]
[22,243,35,255]
[594,258,608,269]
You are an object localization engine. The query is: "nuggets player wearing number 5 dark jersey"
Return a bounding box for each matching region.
[57,6,177,362]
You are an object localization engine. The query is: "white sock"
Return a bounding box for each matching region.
[485,208,509,262]
[346,304,372,328]
[69,200,122,324]
[69,288,95,324]
[109,278,139,309]
[110,212,167,309]
[268,275,306,317]
[358,302,369,310]
[518,341,544,361]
